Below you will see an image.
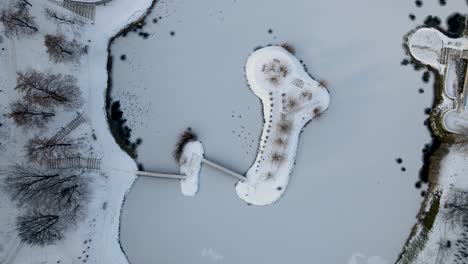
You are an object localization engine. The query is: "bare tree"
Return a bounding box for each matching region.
[16,70,82,109]
[0,4,37,37]
[44,34,83,63]
[8,100,55,128]
[16,209,63,246]
[15,0,32,9]
[3,165,88,212]
[45,8,82,26]
[443,188,468,228]
[25,136,78,163]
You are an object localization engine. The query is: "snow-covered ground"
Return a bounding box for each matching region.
[236,46,329,205]
[179,140,204,196]
[408,27,468,135]
[0,0,153,263]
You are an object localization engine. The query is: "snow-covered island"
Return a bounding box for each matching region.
[236,46,330,205]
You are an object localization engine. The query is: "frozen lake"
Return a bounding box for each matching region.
[110,0,466,263]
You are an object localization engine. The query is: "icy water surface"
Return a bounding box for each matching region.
[111,0,467,263]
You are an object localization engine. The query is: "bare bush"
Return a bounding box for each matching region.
[3,165,89,212]
[173,127,197,164]
[17,209,63,246]
[44,33,83,63]
[0,3,37,37]
[16,70,81,109]
[270,152,285,164]
[8,100,55,128]
[262,58,290,85]
[277,119,293,134]
[25,136,78,163]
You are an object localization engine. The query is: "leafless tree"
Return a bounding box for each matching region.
[16,70,82,109]
[25,136,78,164]
[44,33,83,63]
[3,165,89,212]
[15,0,32,9]
[16,209,63,246]
[45,8,82,26]
[8,101,55,128]
[0,4,37,37]
[443,188,468,228]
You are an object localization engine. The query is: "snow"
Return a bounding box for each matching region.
[235,46,330,205]
[0,0,154,263]
[179,140,204,196]
[409,143,468,264]
[408,27,468,136]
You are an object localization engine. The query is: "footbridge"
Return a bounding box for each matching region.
[136,156,246,182]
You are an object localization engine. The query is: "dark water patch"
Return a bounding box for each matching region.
[120,54,126,61]
[419,88,425,94]
[401,167,407,172]
[439,0,447,6]
[409,14,416,21]
[415,0,423,8]
[170,31,175,36]
[396,157,403,164]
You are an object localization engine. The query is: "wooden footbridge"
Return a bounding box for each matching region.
[136,156,246,182]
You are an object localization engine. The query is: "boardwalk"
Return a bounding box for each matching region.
[63,0,96,20]
[50,114,86,143]
[136,156,246,181]
[136,171,186,179]
[47,156,101,170]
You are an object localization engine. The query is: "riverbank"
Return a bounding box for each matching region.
[397,23,468,263]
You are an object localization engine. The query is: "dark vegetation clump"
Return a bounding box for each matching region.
[446,13,466,38]
[280,43,295,55]
[396,158,403,164]
[415,181,422,188]
[422,71,430,83]
[120,54,126,61]
[415,0,423,7]
[267,29,273,34]
[409,13,416,21]
[170,31,175,36]
[424,15,442,28]
[173,128,198,164]
[439,0,446,6]
[109,101,140,158]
